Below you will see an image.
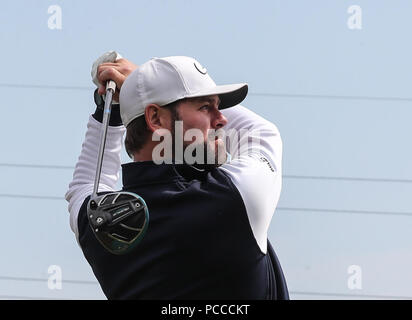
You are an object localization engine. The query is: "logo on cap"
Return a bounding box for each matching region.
[194,62,207,75]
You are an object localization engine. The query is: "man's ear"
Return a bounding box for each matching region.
[144,104,171,133]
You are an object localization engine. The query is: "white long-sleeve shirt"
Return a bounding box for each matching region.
[65,104,282,254]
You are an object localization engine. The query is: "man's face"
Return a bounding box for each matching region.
[171,95,228,168]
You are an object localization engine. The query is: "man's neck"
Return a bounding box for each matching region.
[133,146,154,162]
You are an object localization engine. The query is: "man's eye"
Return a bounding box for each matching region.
[200,105,209,110]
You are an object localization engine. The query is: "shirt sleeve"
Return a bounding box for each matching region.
[219,105,282,254]
[64,115,126,242]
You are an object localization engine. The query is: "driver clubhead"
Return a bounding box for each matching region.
[87,191,149,255]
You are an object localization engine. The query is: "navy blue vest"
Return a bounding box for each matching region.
[77,161,289,299]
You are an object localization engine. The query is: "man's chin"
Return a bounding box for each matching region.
[184,140,227,170]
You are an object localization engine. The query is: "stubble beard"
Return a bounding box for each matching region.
[170,118,227,170]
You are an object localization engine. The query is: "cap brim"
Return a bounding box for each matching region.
[185,83,248,109]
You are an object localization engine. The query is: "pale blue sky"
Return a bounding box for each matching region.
[0,0,411,299]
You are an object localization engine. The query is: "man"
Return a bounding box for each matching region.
[65,54,289,299]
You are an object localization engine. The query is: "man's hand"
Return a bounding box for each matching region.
[97,58,138,102]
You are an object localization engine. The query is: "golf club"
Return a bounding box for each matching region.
[87,80,149,255]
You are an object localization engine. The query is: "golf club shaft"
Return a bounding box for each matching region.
[92,80,116,199]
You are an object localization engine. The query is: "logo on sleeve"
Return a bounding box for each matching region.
[259,156,275,172]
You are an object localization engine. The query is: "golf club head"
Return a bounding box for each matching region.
[87,191,149,255]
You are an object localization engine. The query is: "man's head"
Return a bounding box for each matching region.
[120,56,248,166]
[125,94,228,167]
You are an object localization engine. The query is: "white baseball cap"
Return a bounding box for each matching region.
[119,56,248,127]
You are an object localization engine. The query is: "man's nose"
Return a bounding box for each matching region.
[212,111,228,129]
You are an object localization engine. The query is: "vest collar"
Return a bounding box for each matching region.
[121,161,210,188]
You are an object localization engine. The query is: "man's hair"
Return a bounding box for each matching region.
[124,99,182,159]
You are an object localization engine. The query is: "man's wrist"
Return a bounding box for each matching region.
[92,89,123,126]
[92,104,123,126]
